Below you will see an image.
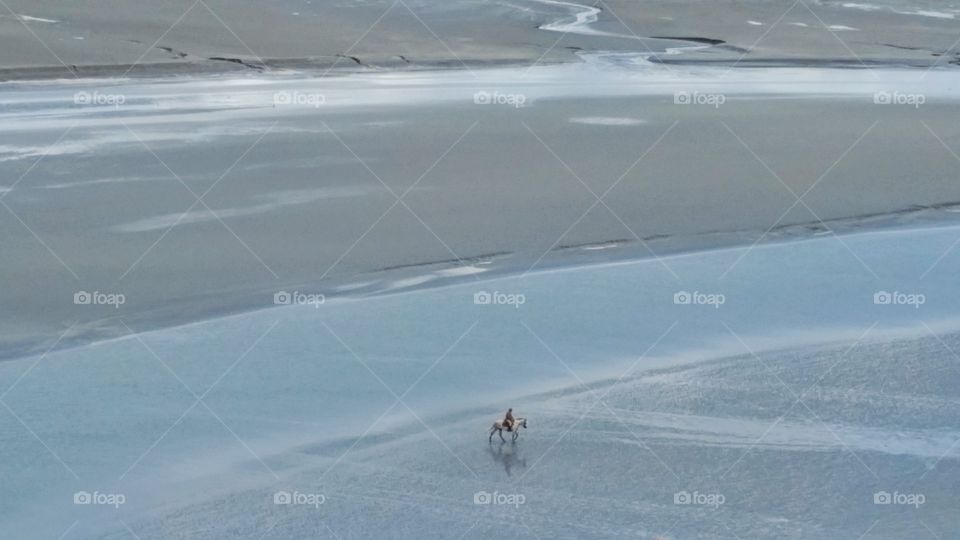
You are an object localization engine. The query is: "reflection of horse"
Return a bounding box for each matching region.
[489,417,528,443]
[488,440,527,476]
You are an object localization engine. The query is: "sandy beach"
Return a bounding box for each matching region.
[2,1,960,539]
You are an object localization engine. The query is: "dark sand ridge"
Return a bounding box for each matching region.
[0,0,958,80]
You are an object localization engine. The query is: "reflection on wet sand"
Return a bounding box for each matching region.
[489,440,528,476]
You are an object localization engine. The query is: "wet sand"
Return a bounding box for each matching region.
[1,0,959,356]
[3,61,960,357]
[0,0,958,80]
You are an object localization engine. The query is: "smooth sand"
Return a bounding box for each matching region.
[2,0,959,354]
[3,69,960,356]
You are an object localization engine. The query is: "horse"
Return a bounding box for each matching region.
[489,417,528,443]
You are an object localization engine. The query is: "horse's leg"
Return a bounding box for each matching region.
[498,429,505,442]
[512,431,518,442]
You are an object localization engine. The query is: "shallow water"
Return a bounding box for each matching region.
[1,223,958,538]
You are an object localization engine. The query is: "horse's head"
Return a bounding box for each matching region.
[520,418,528,429]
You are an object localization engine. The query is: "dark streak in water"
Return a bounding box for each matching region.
[157,45,189,59]
[377,252,512,272]
[337,54,371,68]
[556,239,630,250]
[882,43,927,51]
[207,56,265,71]
[650,36,726,46]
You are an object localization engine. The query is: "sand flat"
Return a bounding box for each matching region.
[0,0,958,80]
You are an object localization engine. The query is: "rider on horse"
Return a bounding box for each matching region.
[503,408,515,432]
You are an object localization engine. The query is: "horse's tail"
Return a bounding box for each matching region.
[489,422,498,432]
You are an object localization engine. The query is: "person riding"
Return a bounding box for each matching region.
[503,408,515,432]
